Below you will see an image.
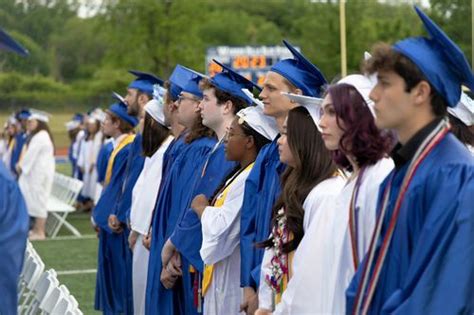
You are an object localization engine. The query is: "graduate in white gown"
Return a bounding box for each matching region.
[255,105,345,315]
[448,91,474,154]
[191,106,276,315]
[129,92,173,315]
[17,110,55,240]
[316,75,395,314]
[76,113,103,205]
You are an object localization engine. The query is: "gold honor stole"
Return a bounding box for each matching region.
[104,134,135,186]
[8,138,16,153]
[202,162,255,296]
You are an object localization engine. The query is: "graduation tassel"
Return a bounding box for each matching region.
[197,272,202,313]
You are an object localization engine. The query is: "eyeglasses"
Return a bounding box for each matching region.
[177,95,200,105]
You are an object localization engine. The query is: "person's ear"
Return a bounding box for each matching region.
[412,81,431,107]
[294,88,303,96]
[222,100,234,115]
[245,135,255,150]
[288,88,303,103]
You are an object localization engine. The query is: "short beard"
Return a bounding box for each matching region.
[127,101,140,117]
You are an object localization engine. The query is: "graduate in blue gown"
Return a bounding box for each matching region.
[347,7,474,315]
[0,27,29,315]
[96,139,114,184]
[239,40,327,312]
[93,101,139,314]
[10,109,30,178]
[161,61,262,314]
[111,71,163,227]
[65,113,85,179]
[145,66,216,315]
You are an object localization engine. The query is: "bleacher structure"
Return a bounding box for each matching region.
[18,241,83,314]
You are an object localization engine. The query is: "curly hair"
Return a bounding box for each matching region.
[327,83,394,171]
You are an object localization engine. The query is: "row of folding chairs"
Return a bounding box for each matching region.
[18,241,83,315]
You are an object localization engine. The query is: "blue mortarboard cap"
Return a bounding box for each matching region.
[393,6,474,107]
[169,64,205,98]
[0,28,28,56]
[16,109,31,120]
[270,40,327,97]
[169,65,189,101]
[109,92,138,126]
[128,70,164,96]
[210,60,261,105]
[72,113,84,123]
[108,102,139,127]
[169,82,181,102]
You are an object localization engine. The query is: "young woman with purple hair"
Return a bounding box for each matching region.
[318,75,395,314]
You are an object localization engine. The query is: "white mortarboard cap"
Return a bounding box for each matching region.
[143,84,167,126]
[281,73,376,131]
[8,115,18,125]
[241,88,265,109]
[89,108,106,123]
[281,92,323,132]
[338,74,377,118]
[364,51,372,61]
[65,120,80,131]
[448,92,474,126]
[28,109,51,123]
[236,106,278,141]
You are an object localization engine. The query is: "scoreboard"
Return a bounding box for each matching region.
[205,45,299,86]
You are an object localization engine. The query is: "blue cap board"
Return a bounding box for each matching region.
[72,113,84,123]
[270,40,327,97]
[16,109,31,120]
[108,92,138,127]
[0,27,28,56]
[393,6,474,107]
[128,70,164,96]
[209,59,261,105]
[169,65,205,99]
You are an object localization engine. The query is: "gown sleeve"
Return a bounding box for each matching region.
[381,164,474,315]
[200,170,248,265]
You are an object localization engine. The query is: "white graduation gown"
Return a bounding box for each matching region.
[258,175,346,314]
[18,130,55,219]
[330,157,394,314]
[77,131,103,199]
[200,166,252,315]
[130,135,173,315]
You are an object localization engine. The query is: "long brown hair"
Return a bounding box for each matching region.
[29,120,55,150]
[260,106,337,253]
[142,112,170,157]
[185,115,215,143]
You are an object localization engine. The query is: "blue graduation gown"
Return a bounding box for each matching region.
[347,133,474,315]
[0,160,29,315]
[145,135,216,315]
[240,138,285,289]
[96,141,114,184]
[115,134,145,224]
[10,132,27,177]
[94,141,134,314]
[68,142,76,177]
[170,141,238,314]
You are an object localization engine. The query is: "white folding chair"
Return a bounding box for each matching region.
[23,269,59,315]
[39,286,62,314]
[18,254,45,312]
[46,173,83,238]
